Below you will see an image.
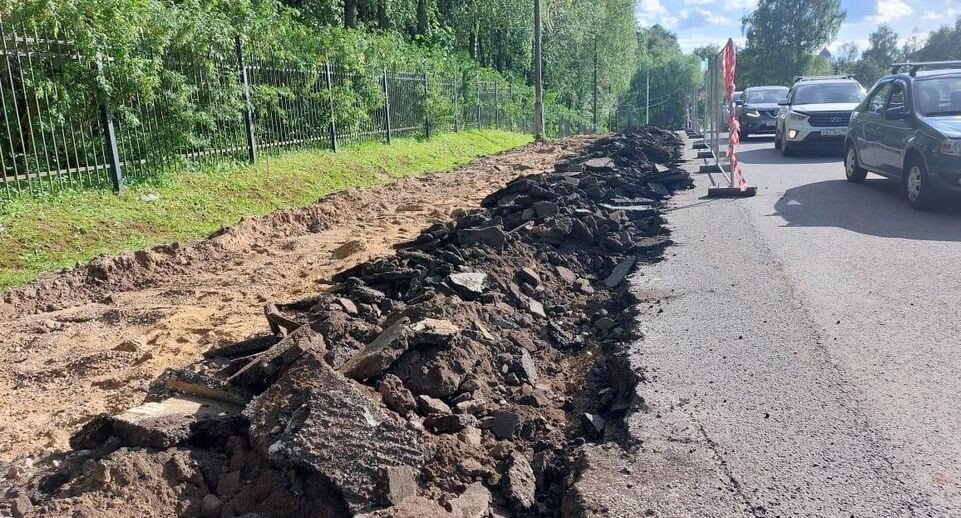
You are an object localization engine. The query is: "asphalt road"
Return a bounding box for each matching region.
[621,136,961,517]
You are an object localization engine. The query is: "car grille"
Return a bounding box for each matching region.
[808,111,852,127]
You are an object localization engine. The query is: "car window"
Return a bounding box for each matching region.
[866,83,893,115]
[886,83,905,112]
[915,76,961,116]
[794,82,866,104]
[745,89,788,104]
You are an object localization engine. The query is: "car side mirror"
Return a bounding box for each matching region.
[884,107,906,121]
[735,99,744,106]
[777,99,789,106]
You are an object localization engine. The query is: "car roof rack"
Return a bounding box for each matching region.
[890,61,961,76]
[793,75,856,83]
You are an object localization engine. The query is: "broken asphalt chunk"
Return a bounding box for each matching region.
[93,395,244,449]
[227,326,324,390]
[456,226,507,250]
[447,272,487,299]
[604,254,637,288]
[246,351,426,515]
[341,317,412,381]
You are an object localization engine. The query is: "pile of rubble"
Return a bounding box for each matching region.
[8,128,690,518]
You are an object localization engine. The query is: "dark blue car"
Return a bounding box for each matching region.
[845,62,961,209]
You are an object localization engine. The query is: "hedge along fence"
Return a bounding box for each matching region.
[0,11,586,199]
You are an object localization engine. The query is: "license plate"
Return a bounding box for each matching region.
[820,128,847,136]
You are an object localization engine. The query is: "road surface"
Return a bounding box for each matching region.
[571,136,961,517]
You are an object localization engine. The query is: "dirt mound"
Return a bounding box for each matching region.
[0,139,582,467]
[3,129,689,517]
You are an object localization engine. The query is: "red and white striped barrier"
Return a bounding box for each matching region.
[722,40,748,192]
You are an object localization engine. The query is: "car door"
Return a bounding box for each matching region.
[857,82,893,170]
[875,81,914,175]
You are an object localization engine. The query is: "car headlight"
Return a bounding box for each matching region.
[745,109,761,118]
[940,140,961,156]
[789,112,809,122]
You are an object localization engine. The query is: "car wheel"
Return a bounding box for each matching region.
[775,131,782,150]
[905,156,935,210]
[780,137,794,157]
[844,145,867,183]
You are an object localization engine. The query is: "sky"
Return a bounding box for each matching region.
[634,0,961,54]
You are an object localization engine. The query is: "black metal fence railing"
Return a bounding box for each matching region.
[1,20,595,199]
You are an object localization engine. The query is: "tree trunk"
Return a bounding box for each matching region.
[344,0,358,28]
[378,0,390,30]
[416,0,429,36]
[358,0,371,24]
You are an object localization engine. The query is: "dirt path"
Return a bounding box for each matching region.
[0,137,591,466]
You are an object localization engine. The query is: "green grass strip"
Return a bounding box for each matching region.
[0,130,533,291]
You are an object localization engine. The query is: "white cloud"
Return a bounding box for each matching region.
[724,0,758,10]
[635,0,678,28]
[867,0,913,23]
[678,36,746,53]
[678,7,733,29]
[923,8,961,21]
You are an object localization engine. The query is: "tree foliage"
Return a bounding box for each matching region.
[854,25,902,86]
[908,17,961,61]
[830,17,961,89]
[738,0,845,86]
[615,26,700,128]
[0,0,642,180]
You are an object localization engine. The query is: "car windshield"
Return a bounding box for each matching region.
[915,76,961,116]
[745,89,787,104]
[794,83,865,104]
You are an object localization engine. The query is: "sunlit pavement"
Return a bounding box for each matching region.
[626,136,961,516]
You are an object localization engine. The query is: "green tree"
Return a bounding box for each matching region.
[854,24,901,86]
[620,25,700,128]
[833,42,860,74]
[908,17,961,61]
[739,0,846,86]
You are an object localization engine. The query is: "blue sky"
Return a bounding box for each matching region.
[635,0,961,54]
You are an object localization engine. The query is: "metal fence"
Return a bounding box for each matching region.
[701,45,735,187]
[0,21,564,198]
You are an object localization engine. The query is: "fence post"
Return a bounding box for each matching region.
[423,71,430,139]
[453,76,460,132]
[383,69,392,144]
[494,82,499,129]
[234,36,257,164]
[475,73,481,128]
[95,55,123,192]
[325,62,339,152]
[508,84,514,132]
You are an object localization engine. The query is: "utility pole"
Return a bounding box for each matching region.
[592,36,598,133]
[533,0,545,141]
[645,72,650,126]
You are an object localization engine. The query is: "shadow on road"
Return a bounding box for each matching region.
[774,177,961,242]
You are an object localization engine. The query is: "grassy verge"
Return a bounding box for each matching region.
[0,130,533,290]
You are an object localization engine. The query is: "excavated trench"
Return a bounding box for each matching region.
[8,128,690,518]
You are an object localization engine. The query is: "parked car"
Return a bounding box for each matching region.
[775,75,866,156]
[845,61,961,209]
[736,86,788,139]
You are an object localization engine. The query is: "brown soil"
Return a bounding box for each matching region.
[0,137,591,469]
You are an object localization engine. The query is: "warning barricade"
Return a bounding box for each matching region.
[701,39,756,198]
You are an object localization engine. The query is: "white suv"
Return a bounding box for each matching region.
[775,76,866,156]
